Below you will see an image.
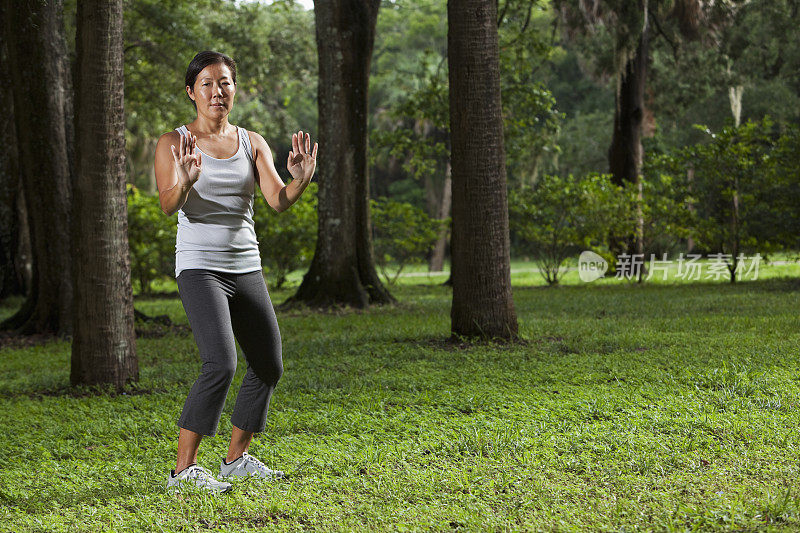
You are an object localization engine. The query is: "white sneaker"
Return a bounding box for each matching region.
[167,464,233,494]
[219,452,285,480]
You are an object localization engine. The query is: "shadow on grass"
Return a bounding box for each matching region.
[0,380,176,401]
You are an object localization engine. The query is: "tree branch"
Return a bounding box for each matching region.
[648,8,679,60]
[498,0,510,27]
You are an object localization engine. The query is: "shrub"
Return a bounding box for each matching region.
[508,173,634,285]
[126,184,176,295]
[652,118,799,282]
[370,197,444,284]
[253,182,318,289]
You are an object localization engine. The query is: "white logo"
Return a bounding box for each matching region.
[579,251,608,282]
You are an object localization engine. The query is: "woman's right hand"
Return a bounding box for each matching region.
[170,132,202,188]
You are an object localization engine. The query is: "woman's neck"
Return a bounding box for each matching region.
[188,115,233,136]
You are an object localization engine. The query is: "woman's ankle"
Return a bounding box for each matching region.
[174,461,197,475]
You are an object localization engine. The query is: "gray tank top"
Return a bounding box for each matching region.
[173,124,262,278]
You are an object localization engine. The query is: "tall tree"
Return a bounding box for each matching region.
[70,0,138,388]
[283,0,394,309]
[0,1,25,301]
[448,0,518,340]
[553,0,741,260]
[1,0,74,337]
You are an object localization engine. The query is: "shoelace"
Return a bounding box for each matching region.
[242,452,274,475]
[186,465,215,481]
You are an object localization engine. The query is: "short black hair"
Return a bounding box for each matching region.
[184,51,237,111]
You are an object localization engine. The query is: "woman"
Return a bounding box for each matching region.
[154,51,317,494]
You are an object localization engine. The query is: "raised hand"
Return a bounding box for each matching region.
[171,132,202,188]
[287,130,318,184]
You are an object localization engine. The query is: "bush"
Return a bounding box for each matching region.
[370,197,444,284]
[640,157,695,259]
[508,173,634,285]
[126,184,176,295]
[650,117,800,282]
[253,182,318,289]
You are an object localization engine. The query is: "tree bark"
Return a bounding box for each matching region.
[0,6,24,301]
[1,0,74,337]
[70,0,138,388]
[448,0,518,340]
[284,0,394,309]
[608,6,649,261]
[14,174,33,299]
[608,10,648,188]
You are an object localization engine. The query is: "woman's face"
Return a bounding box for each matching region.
[186,62,236,118]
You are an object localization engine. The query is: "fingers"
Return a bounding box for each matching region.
[179,134,185,159]
[171,144,179,163]
[290,130,317,164]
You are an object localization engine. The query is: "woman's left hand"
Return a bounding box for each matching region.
[287,130,318,184]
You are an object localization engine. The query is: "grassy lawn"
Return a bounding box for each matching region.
[2,262,800,531]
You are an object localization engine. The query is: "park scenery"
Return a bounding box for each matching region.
[2,0,800,531]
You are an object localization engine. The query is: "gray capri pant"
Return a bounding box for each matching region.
[175,268,283,437]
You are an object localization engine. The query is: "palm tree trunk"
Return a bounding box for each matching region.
[284,0,394,309]
[448,0,518,340]
[70,0,138,388]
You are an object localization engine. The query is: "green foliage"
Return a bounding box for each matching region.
[126,184,176,295]
[499,0,562,186]
[370,0,561,206]
[640,118,800,282]
[721,0,800,124]
[641,155,697,258]
[370,0,447,111]
[369,52,449,183]
[370,197,444,284]
[549,110,613,178]
[666,118,787,280]
[766,124,800,250]
[369,49,449,216]
[508,173,635,285]
[253,182,318,289]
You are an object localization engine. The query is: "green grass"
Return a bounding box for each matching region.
[2,264,800,531]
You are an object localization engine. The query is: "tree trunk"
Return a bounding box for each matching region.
[608,5,649,260]
[448,0,518,340]
[0,6,24,301]
[1,0,74,337]
[70,0,138,389]
[429,161,451,272]
[15,174,33,298]
[283,0,394,309]
[729,173,739,284]
[686,165,695,253]
[728,85,743,127]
